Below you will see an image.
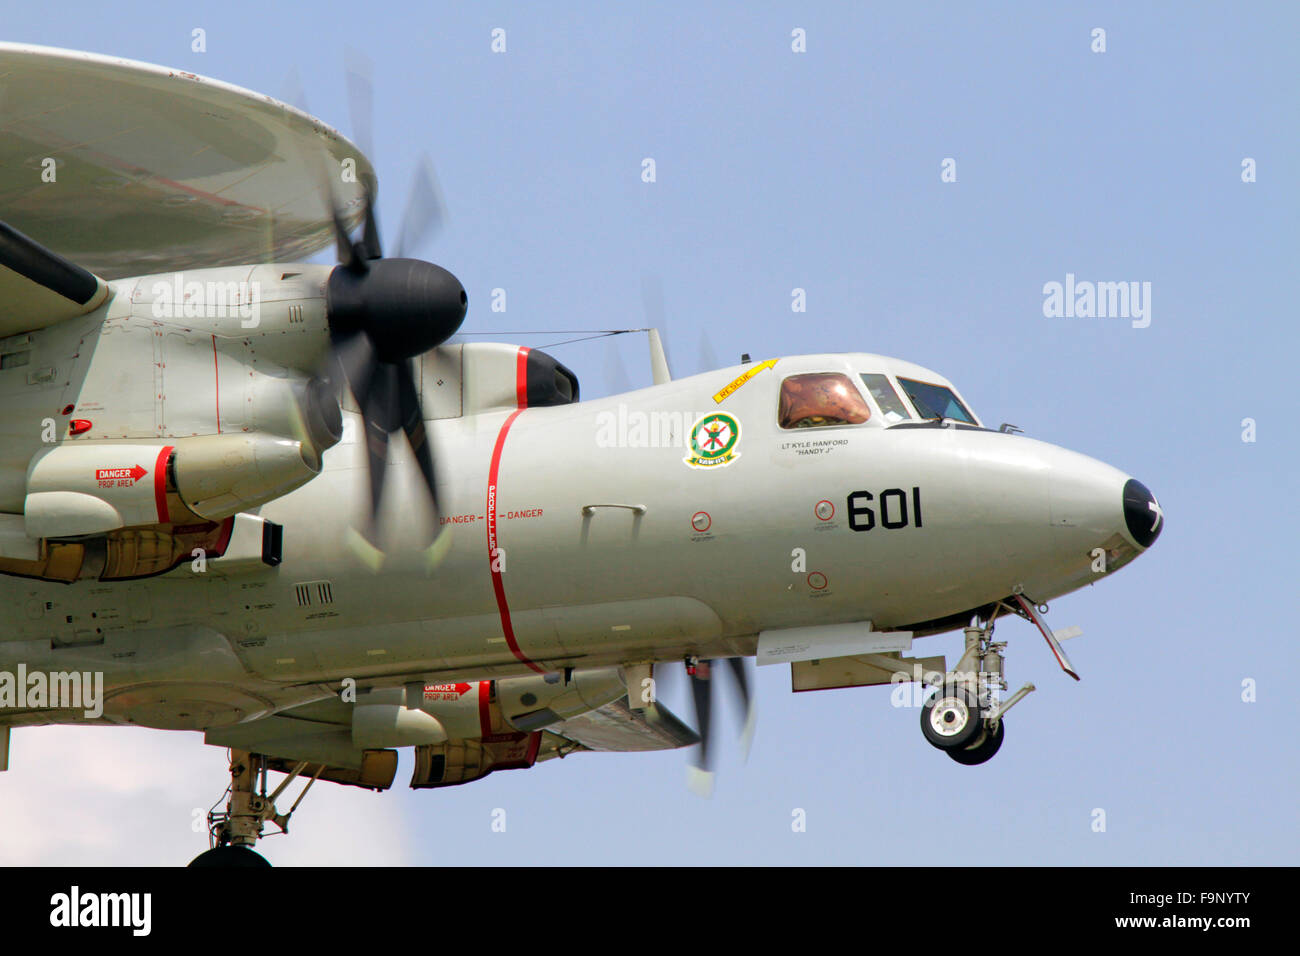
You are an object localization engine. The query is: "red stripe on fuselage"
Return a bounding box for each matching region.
[478,680,493,738]
[516,346,531,409]
[485,346,543,673]
[212,335,221,434]
[154,445,174,523]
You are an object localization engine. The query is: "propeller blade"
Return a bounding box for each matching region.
[279,66,311,114]
[604,336,632,395]
[394,155,447,259]
[326,338,439,555]
[699,330,719,375]
[327,328,374,394]
[359,183,382,261]
[343,48,382,261]
[313,154,367,276]
[355,361,399,535]
[344,47,375,161]
[396,357,440,523]
[687,660,715,797]
[723,656,757,761]
[649,659,679,703]
[326,195,364,273]
[329,330,397,540]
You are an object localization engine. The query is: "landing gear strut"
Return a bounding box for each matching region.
[920,615,1036,766]
[188,749,321,867]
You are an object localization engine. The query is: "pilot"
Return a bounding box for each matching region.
[779,373,871,428]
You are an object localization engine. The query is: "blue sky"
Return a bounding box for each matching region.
[1,2,1295,865]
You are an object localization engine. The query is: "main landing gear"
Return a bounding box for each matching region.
[188,749,321,867]
[919,614,1037,766]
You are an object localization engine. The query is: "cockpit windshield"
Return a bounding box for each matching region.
[860,374,911,424]
[896,377,976,424]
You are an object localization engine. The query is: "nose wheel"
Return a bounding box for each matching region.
[919,685,1006,765]
[946,719,1005,765]
[920,684,982,750]
[918,615,1040,766]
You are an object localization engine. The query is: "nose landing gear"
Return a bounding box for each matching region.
[920,615,1037,766]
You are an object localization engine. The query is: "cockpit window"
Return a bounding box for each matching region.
[778,373,871,429]
[896,377,975,424]
[860,374,911,424]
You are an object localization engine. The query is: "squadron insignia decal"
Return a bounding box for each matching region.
[684,412,741,468]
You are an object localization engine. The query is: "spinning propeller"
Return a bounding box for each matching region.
[316,52,467,554]
[683,656,757,797]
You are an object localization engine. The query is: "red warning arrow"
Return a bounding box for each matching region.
[95,464,148,484]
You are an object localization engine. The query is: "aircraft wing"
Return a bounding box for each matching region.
[544,696,701,752]
[0,218,111,336]
[204,691,698,784]
[0,43,374,279]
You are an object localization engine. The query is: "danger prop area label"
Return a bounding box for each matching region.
[95,465,147,488]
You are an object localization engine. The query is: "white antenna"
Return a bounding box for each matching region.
[647,328,671,385]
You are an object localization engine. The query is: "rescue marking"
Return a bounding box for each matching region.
[712,358,777,404]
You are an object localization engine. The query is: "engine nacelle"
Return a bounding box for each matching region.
[23,425,340,539]
[25,441,174,538]
[351,687,449,749]
[495,667,626,731]
[404,669,628,789]
[408,677,545,788]
[171,433,319,521]
[409,733,543,789]
[406,667,626,736]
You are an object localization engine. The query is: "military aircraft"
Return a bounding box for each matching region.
[0,44,1162,866]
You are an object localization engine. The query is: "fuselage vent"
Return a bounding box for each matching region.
[295,580,334,607]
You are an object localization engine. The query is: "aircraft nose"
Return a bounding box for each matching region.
[1122,478,1163,548]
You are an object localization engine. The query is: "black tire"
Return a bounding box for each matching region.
[920,683,982,750]
[188,845,271,868]
[948,719,1005,766]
